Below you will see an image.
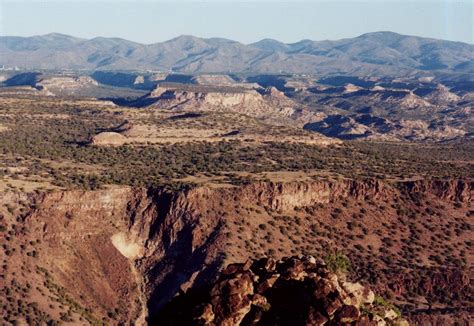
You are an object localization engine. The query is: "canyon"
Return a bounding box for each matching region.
[1,178,471,324]
[0,31,472,325]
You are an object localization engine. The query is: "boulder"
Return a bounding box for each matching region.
[342,281,375,306]
[338,305,360,323]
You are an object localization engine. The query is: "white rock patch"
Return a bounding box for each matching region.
[111,232,142,259]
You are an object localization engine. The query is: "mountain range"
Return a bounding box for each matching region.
[1,32,473,76]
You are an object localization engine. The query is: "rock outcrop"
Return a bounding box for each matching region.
[299,78,472,142]
[233,179,391,211]
[145,84,318,127]
[303,113,468,141]
[397,179,472,202]
[148,84,276,117]
[423,84,460,104]
[36,76,99,95]
[156,256,408,325]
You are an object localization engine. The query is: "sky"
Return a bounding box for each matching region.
[0,0,472,44]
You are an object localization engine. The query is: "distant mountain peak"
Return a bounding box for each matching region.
[41,32,76,38]
[206,37,239,44]
[87,36,141,46]
[166,34,202,42]
[360,31,402,37]
[36,33,83,41]
[252,38,283,44]
[250,38,289,52]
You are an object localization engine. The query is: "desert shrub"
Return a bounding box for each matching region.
[1,103,471,190]
[373,295,401,317]
[324,252,351,273]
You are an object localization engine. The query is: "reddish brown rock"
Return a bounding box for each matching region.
[338,305,360,323]
[306,306,328,326]
[169,256,408,325]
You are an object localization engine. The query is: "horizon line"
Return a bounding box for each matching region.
[1,30,472,46]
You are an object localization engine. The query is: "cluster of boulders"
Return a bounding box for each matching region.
[192,256,408,325]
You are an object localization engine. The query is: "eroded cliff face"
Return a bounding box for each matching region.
[235,179,391,211]
[146,85,318,127]
[397,179,472,202]
[3,178,471,324]
[23,188,145,323]
[149,86,268,112]
[35,76,99,96]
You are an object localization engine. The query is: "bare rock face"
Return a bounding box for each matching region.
[36,76,98,90]
[263,86,285,98]
[21,188,146,324]
[262,86,301,114]
[304,113,469,141]
[149,85,169,98]
[148,85,274,119]
[146,84,319,128]
[343,84,364,93]
[398,179,472,202]
[158,256,408,325]
[300,79,472,142]
[31,75,100,97]
[236,179,391,211]
[398,91,432,109]
[134,75,145,85]
[192,74,237,86]
[424,84,461,104]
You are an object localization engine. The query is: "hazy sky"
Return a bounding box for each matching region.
[0,0,472,44]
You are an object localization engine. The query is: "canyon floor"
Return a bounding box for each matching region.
[0,75,473,325]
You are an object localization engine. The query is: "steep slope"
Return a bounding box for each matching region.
[1,178,471,324]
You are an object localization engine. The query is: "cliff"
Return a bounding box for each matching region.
[146,84,317,126]
[2,178,471,324]
[36,76,99,96]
